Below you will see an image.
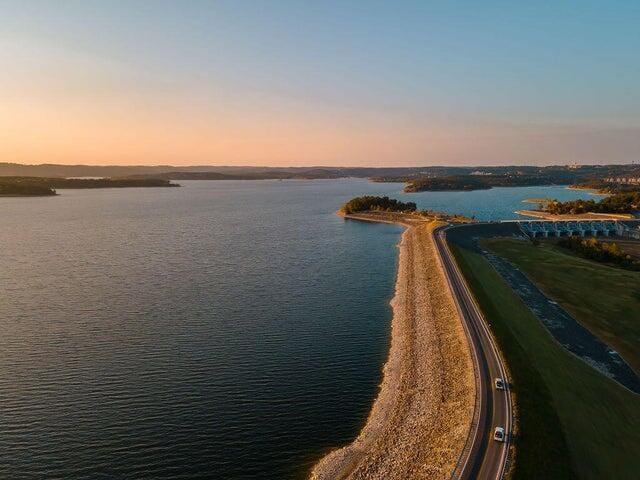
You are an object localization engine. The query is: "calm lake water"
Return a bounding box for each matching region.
[0,180,595,479]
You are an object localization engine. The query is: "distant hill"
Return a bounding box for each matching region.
[1,163,639,192]
[0,162,483,179]
[0,162,430,178]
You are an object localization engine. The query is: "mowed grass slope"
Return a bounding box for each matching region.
[486,239,640,375]
[451,244,640,480]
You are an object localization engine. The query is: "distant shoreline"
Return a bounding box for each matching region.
[0,177,179,198]
[0,193,58,197]
[566,186,609,196]
[515,209,632,220]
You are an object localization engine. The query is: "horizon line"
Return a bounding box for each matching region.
[2,161,638,170]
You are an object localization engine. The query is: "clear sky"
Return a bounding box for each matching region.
[1,0,639,166]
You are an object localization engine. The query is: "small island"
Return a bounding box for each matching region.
[339,195,470,222]
[340,195,417,214]
[403,175,494,192]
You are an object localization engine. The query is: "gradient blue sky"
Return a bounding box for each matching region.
[2,0,639,166]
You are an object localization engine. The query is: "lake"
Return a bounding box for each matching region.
[0,180,596,479]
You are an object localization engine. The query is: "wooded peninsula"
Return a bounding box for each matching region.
[545,191,640,215]
[0,177,179,196]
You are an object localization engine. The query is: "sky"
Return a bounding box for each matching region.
[1,0,639,167]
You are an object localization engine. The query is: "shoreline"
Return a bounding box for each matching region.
[0,194,57,197]
[311,213,475,479]
[565,185,609,196]
[515,209,633,220]
[522,198,552,205]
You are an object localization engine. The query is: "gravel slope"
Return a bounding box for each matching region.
[311,219,475,480]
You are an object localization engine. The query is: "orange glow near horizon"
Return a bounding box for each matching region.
[0,93,440,166]
[3,95,640,167]
[2,2,640,167]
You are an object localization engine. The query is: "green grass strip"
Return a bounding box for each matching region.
[451,244,640,479]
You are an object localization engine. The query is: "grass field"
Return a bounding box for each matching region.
[451,244,640,480]
[485,238,640,375]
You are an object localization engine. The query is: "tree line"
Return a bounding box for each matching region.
[556,237,640,271]
[546,192,640,215]
[0,180,56,196]
[0,176,179,192]
[571,180,640,194]
[341,196,418,214]
[401,172,580,192]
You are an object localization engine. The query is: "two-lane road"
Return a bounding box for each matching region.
[434,226,512,480]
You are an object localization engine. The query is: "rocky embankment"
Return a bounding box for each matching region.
[311,213,475,480]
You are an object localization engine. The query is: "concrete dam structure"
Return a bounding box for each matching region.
[519,220,618,238]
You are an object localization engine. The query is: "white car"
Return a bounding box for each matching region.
[494,378,505,390]
[494,427,505,442]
